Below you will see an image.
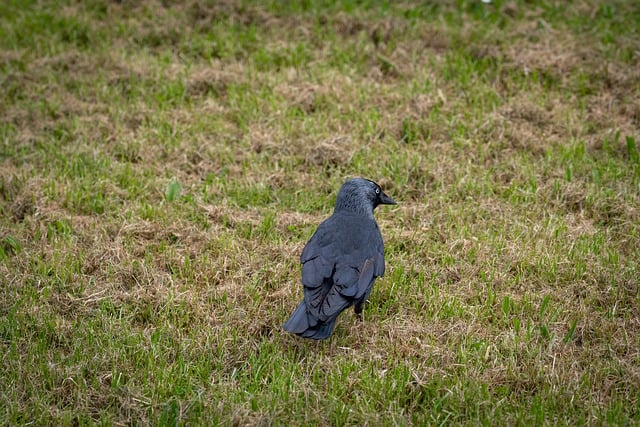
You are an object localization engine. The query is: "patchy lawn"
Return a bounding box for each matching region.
[1,0,639,425]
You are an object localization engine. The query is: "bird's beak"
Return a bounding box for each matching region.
[380,191,397,205]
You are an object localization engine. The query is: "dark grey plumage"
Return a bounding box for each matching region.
[283,178,396,340]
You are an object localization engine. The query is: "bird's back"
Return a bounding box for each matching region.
[302,212,384,268]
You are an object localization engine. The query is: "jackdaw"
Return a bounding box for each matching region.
[283,178,396,340]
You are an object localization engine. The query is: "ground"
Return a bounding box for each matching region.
[1,0,639,425]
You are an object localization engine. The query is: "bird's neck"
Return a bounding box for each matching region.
[334,199,374,218]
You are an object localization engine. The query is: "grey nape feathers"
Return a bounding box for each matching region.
[283,178,396,340]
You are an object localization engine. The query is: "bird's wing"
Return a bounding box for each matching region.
[300,216,386,323]
[372,222,386,278]
[300,236,338,325]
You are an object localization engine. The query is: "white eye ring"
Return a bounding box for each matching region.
[375,188,380,194]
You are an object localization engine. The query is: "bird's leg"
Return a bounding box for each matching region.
[354,301,364,321]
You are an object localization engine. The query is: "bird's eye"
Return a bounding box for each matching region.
[375,188,380,194]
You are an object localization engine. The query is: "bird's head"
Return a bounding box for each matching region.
[334,178,396,216]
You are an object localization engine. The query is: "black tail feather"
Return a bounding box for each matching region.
[283,303,337,340]
[300,318,337,340]
[283,302,309,334]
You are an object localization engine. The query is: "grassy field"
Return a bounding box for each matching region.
[1,0,639,425]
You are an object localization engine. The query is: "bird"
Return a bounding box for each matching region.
[283,178,396,340]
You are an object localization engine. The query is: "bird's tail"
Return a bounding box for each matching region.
[283,302,309,334]
[283,302,337,340]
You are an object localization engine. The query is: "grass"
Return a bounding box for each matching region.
[1,0,639,424]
